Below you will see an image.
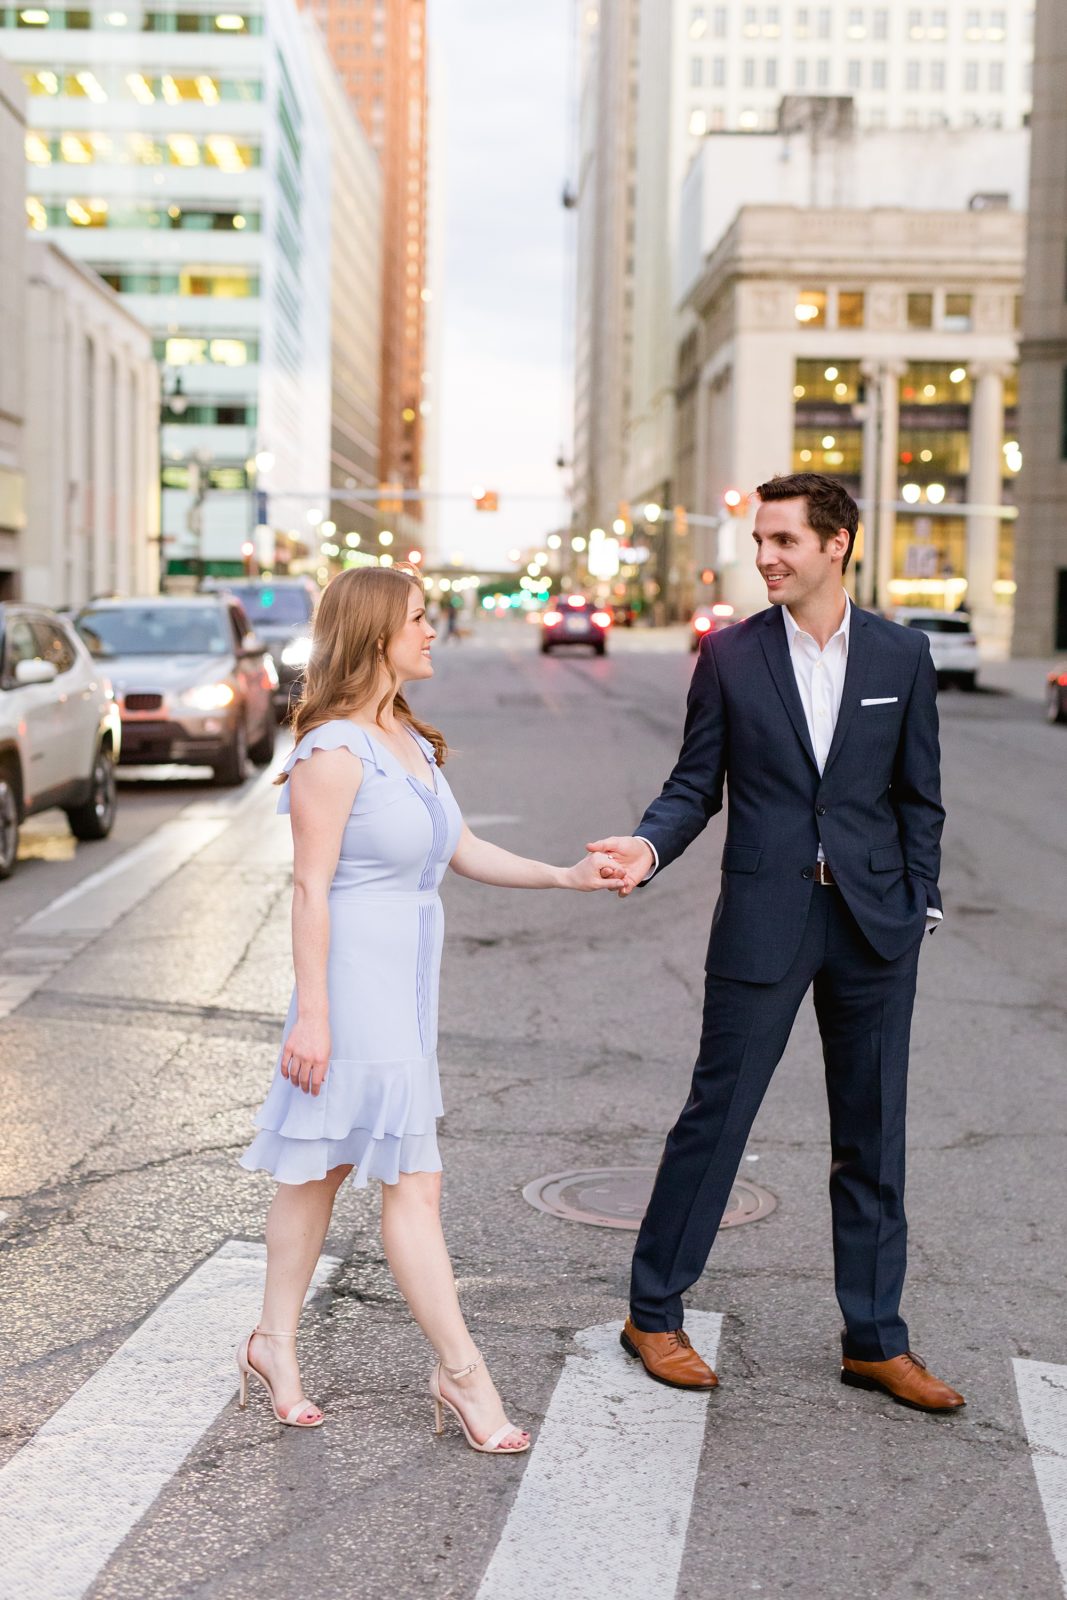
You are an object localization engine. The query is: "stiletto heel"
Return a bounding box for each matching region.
[235,1327,324,1428]
[428,1356,530,1455]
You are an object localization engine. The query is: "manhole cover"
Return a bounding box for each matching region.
[522,1166,777,1231]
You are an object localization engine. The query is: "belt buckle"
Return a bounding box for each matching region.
[815,860,831,885]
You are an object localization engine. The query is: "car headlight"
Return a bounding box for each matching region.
[280,636,313,668]
[180,682,236,711]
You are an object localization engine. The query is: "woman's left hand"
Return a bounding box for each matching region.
[563,851,628,892]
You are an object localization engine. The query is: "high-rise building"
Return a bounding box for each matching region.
[0,59,27,595]
[571,0,1034,613]
[2,0,334,577]
[299,0,429,535]
[1012,0,1067,655]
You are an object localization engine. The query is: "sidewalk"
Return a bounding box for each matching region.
[979,655,1060,703]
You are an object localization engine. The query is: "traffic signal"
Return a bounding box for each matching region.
[377,481,404,514]
[473,490,499,512]
[673,504,688,536]
[723,488,749,516]
[240,540,256,576]
[700,568,716,586]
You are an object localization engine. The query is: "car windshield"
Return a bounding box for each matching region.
[224,585,312,626]
[76,605,229,658]
[908,617,972,634]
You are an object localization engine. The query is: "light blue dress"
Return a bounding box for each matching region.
[239,719,463,1188]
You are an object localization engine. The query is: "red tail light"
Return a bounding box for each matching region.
[591,610,612,628]
[543,611,563,627]
[1059,674,1067,687]
[694,616,713,633]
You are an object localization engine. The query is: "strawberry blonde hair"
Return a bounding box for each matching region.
[276,565,447,783]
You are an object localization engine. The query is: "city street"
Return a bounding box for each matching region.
[1,619,1065,1600]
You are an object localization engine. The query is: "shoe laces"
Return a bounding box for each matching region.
[902,1351,927,1371]
[667,1330,693,1352]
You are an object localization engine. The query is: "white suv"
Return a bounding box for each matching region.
[889,608,980,691]
[0,603,122,879]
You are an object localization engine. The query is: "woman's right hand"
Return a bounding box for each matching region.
[281,1015,332,1096]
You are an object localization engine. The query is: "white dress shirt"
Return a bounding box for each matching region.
[636,597,941,928]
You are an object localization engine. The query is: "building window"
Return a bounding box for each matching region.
[847,59,861,88]
[763,4,780,36]
[964,61,979,91]
[907,7,923,38]
[712,5,727,36]
[988,7,1006,39]
[711,55,726,85]
[794,6,809,36]
[690,6,708,40]
[906,60,921,90]
[964,8,981,39]
[743,4,758,35]
[907,292,934,328]
[742,56,756,86]
[688,108,708,136]
[872,58,887,90]
[989,60,1004,91]
[765,57,777,86]
[930,60,946,91]
[795,58,808,88]
[817,7,831,38]
[872,7,889,38]
[795,289,827,327]
[690,56,704,86]
[816,57,830,87]
[847,7,864,37]
[944,293,973,330]
[930,8,947,38]
[838,291,865,328]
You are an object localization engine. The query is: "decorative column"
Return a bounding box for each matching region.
[966,362,1009,649]
[875,361,904,611]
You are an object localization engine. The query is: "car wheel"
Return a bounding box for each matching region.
[249,716,275,767]
[0,767,20,880]
[65,746,117,841]
[960,673,977,693]
[594,642,606,656]
[1048,688,1067,725]
[212,717,248,787]
[541,644,553,655]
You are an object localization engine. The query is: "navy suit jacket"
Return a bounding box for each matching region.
[636,603,945,984]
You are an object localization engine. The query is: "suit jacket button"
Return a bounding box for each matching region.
[802,866,814,879]
[816,804,827,816]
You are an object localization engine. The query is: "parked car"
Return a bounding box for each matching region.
[73,595,276,786]
[690,602,738,650]
[888,608,980,690]
[202,576,318,720]
[1047,666,1067,725]
[541,596,612,656]
[0,602,121,879]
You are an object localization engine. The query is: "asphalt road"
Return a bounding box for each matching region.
[1,618,1065,1600]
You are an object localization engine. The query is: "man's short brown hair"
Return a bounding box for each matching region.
[754,473,859,572]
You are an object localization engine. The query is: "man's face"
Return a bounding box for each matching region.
[752,497,847,609]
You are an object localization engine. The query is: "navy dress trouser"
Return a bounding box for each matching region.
[629,885,923,1361]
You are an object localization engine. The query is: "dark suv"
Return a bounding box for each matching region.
[204,578,318,719]
[540,597,612,656]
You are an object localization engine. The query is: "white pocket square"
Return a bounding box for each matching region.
[861,697,898,706]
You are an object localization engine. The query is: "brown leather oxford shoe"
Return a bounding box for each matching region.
[620,1317,719,1391]
[841,1351,965,1413]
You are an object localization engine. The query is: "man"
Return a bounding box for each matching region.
[590,473,963,1413]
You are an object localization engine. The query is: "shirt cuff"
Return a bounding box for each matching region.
[634,836,659,883]
[925,908,943,932]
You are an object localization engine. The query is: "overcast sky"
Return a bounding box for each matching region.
[428,0,573,567]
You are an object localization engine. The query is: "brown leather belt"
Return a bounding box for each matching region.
[813,860,837,885]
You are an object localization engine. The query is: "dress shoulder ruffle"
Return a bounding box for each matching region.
[276,721,387,814]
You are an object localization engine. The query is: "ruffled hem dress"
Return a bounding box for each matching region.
[239,719,463,1189]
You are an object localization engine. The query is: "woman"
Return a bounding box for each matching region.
[238,566,621,1452]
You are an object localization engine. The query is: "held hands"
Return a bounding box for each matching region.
[281,1016,331,1096]
[563,850,629,892]
[585,836,654,898]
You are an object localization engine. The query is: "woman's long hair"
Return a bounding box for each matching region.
[275,566,447,783]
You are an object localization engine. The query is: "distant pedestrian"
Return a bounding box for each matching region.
[445,594,461,640]
[238,566,622,1442]
[591,472,963,1414]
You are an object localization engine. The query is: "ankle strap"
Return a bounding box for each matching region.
[255,1327,297,1339]
[444,1355,482,1380]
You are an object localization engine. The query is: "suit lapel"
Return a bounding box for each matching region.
[758,609,819,773]
[822,603,874,776]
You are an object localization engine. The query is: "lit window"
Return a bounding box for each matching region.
[795,5,809,37]
[126,72,155,104]
[795,290,827,327]
[25,132,52,165]
[60,133,93,163]
[908,7,923,39]
[18,8,50,24]
[838,291,865,328]
[689,5,706,38]
[26,196,48,230]
[209,338,248,365]
[688,108,708,136]
[66,197,108,226]
[215,13,246,29]
[165,337,207,364]
[929,8,947,38]
[847,7,864,38]
[168,134,200,166]
[743,5,758,36]
[944,293,973,331]
[907,293,933,328]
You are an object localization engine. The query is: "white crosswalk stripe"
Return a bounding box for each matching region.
[0,1240,339,1600]
[477,1311,723,1600]
[1014,1359,1067,1595]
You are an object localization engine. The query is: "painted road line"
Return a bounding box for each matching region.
[1014,1359,1067,1594]
[0,1239,339,1600]
[477,1310,723,1600]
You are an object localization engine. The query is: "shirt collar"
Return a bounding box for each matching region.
[783,593,851,653]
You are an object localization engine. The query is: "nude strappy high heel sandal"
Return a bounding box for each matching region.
[236,1328,324,1428]
[429,1355,530,1454]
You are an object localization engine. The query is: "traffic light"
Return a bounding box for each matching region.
[723,488,749,516]
[700,568,716,586]
[240,540,256,576]
[377,481,404,514]
[673,504,688,536]
[473,489,499,512]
